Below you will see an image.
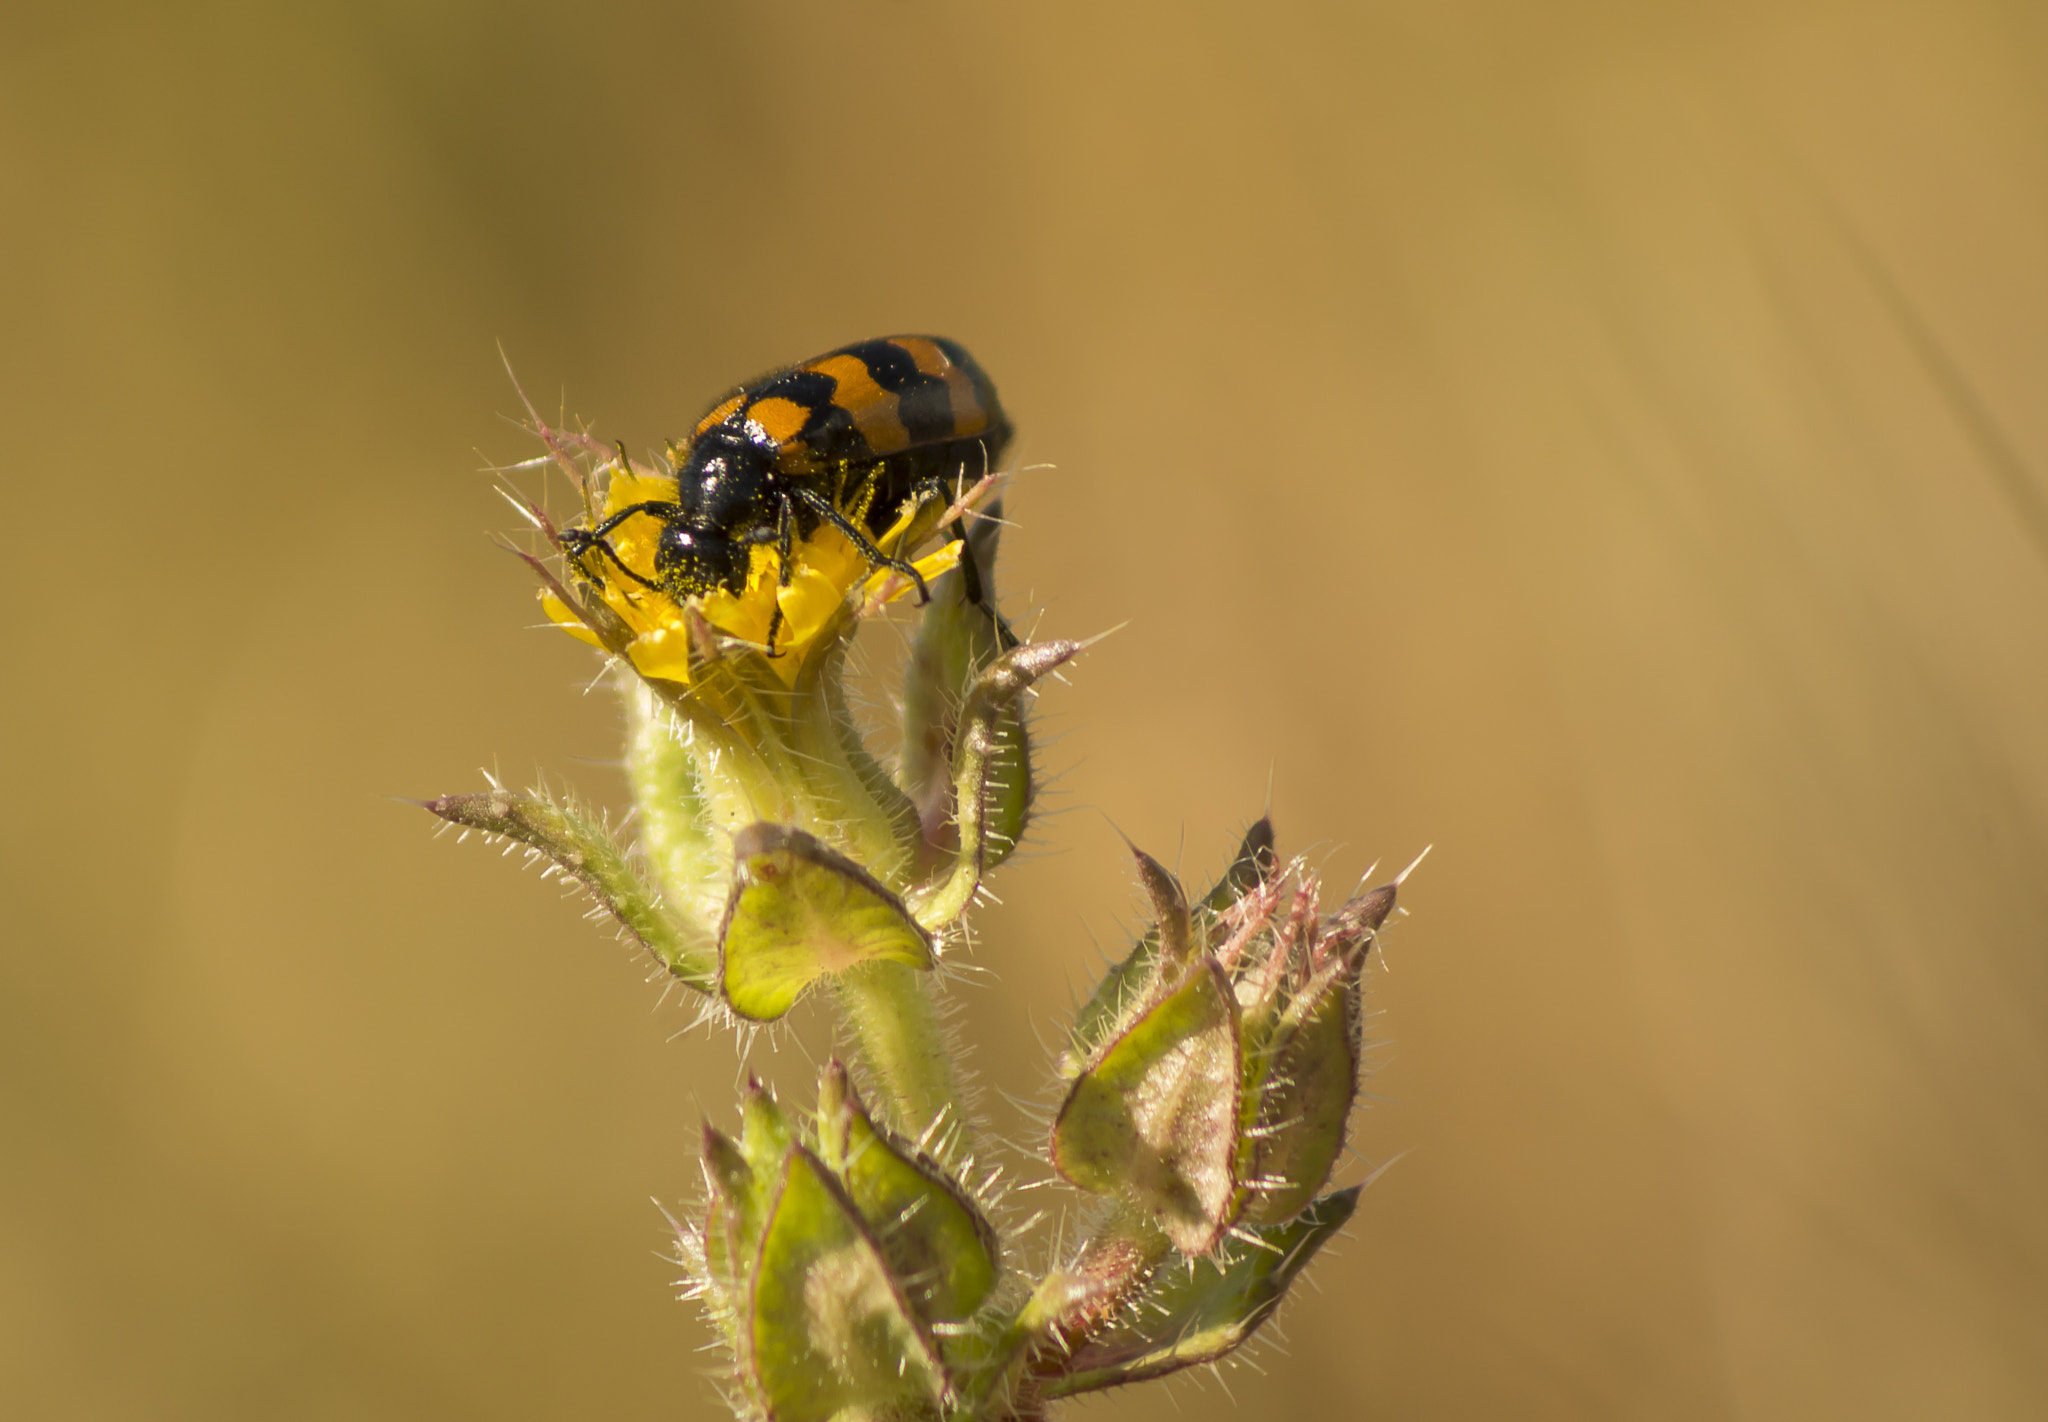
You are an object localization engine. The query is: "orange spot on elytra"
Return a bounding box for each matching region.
[812,353,911,454]
[745,396,811,448]
[693,393,745,439]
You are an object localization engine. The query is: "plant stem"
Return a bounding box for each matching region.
[831,959,964,1145]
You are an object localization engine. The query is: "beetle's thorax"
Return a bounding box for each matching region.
[656,427,777,595]
[678,427,775,526]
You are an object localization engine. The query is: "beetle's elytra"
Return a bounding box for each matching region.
[561,335,1011,649]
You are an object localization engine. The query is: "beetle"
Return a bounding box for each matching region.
[560,335,1011,651]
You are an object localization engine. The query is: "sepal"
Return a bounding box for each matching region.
[817,1061,1000,1330]
[718,823,935,1021]
[901,510,1032,872]
[1052,958,1244,1255]
[1064,820,1273,1077]
[750,1146,947,1421]
[1231,869,1400,1224]
[1041,1187,1359,1398]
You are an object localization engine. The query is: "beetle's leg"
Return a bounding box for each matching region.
[762,497,796,656]
[558,500,684,591]
[947,516,985,607]
[771,495,798,590]
[559,531,665,592]
[788,487,931,605]
[578,500,684,541]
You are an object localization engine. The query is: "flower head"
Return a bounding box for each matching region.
[540,453,965,686]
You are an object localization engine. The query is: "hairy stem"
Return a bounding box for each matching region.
[831,959,965,1146]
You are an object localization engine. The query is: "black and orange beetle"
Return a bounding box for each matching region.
[561,335,1011,647]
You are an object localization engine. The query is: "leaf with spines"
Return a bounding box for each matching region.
[748,1147,947,1422]
[911,639,1083,929]
[1052,958,1244,1255]
[1238,876,1398,1223]
[718,822,934,1021]
[623,679,728,930]
[1132,845,1194,970]
[1239,967,1358,1224]
[817,1062,1000,1330]
[1199,818,1278,920]
[420,788,714,990]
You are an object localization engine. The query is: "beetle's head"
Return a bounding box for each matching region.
[655,522,749,597]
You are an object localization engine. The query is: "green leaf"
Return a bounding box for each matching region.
[746,1147,946,1422]
[718,823,934,1021]
[1042,1187,1359,1397]
[700,1082,800,1308]
[1051,959,1243,1255]
[1241,964,1359,1224]
[817,1062,999,1328]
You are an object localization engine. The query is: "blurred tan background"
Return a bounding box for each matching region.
[4,1,2045,1418]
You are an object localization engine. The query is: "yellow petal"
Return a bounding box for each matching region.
[540,589,607,649]
[625,624,696,684]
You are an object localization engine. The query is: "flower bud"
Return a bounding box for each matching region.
[900,509,1033,872]
[1055,826,1405,1254]
[695,1071,1005,1420]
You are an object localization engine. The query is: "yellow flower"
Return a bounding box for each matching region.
[542,463,961,686]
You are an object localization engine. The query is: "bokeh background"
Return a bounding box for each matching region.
[5,1,2046,1418]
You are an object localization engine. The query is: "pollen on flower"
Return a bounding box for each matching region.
[540,460,963,686]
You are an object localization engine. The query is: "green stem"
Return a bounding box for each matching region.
[830,959,964,1146]
[625,680,726,931]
